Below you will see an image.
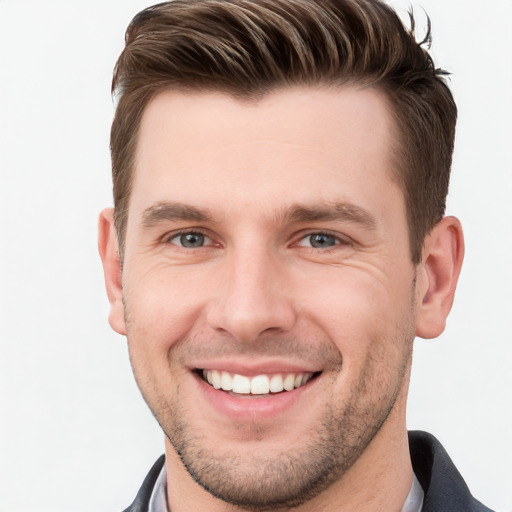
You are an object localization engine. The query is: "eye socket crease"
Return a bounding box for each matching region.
[140,200,376,254]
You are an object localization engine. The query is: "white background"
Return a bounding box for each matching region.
[0,1,510,511]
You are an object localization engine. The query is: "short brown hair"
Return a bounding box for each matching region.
[111,0,457,264]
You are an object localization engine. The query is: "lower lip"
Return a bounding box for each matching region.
[192,372,320,422]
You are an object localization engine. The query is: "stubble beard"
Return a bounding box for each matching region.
[132,344,413,510]
[125,296,416,511]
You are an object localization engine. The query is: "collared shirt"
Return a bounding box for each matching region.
[148,465,424,512]
[148,462,168,512]
[402,473,425,512]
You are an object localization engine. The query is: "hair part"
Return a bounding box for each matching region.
[110,0,457,264]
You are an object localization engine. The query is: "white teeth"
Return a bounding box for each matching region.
[250,375,270,395]
[232,374,251,394]
[283,374,295,391]
[220,371,233,391]
[269,374,284,393]
[202,370,314,395]
[211,370,222,389]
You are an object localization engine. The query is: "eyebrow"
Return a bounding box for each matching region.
[140,200,377,230]
[282,202,377,230]
[141,201,215,226]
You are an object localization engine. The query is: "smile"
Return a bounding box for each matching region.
[201,369,318,395]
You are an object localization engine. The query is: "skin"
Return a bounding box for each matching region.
[99,87,464,512]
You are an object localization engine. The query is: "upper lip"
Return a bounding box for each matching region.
[189,358,323,376]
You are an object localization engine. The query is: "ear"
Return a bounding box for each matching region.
[98,208,126,335]
[415,216,464,339]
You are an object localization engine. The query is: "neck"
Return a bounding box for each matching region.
[164,391,413,512]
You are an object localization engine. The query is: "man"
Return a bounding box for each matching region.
[98,1,494,511]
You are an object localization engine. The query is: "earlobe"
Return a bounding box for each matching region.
[415,216,464,339]
[98,208,127,335]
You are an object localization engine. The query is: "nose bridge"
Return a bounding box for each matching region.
[207,240,296,343]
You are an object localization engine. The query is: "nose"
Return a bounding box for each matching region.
[206,247,297,343]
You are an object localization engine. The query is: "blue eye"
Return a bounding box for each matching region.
[169,232,210,248]
[309,233,337,248]
[298,233,341,248]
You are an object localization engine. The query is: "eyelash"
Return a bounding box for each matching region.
[295,231,352,250]
[163,229,215,248]
[163,229,352,250]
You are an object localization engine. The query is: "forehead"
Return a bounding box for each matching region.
[131,86,401,222]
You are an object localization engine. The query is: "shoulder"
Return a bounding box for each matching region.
[408,431,494,512]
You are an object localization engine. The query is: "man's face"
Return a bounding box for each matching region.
[116,87,421,508]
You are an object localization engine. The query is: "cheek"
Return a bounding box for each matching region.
[123,264,213,355]
[123,280,197,400]
[298,268,415,362]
